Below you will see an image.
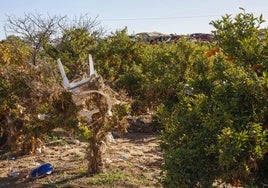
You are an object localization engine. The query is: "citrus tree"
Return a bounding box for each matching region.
[0,37,78,155]
[159,11,268,187]
[45,27,98,80]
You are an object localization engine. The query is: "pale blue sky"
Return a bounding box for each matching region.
[0,0,268,40]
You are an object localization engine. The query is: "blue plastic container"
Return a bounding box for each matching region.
[30,163,53,179]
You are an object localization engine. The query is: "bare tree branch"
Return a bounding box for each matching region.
[5,13,66,65]
[62,14,105,38]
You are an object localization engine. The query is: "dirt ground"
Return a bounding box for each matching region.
[0,131,163,188]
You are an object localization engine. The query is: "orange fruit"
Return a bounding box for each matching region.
[211,50,216,55]
[252,64,261,72]
[226,55,233,61]
[205,51,213,58]
[214,47,220,53]
[232,179,240,186]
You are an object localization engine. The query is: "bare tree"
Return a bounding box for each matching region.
[6,13,66,65]
[62,14,105,38]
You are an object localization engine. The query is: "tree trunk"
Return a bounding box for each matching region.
[87,135,103,176]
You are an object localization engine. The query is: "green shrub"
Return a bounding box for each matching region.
[159,10,268,187]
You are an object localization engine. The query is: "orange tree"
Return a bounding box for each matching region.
[45,27,98,80]
[92,30,205,114]
[92,28,147,114]
[92,28,143,88]
[210,11,268,185]
[137,38,205,110]
[92,29,210,113]
[0,36,32,152]
[0,36,78,155]
[159,11,268,187]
